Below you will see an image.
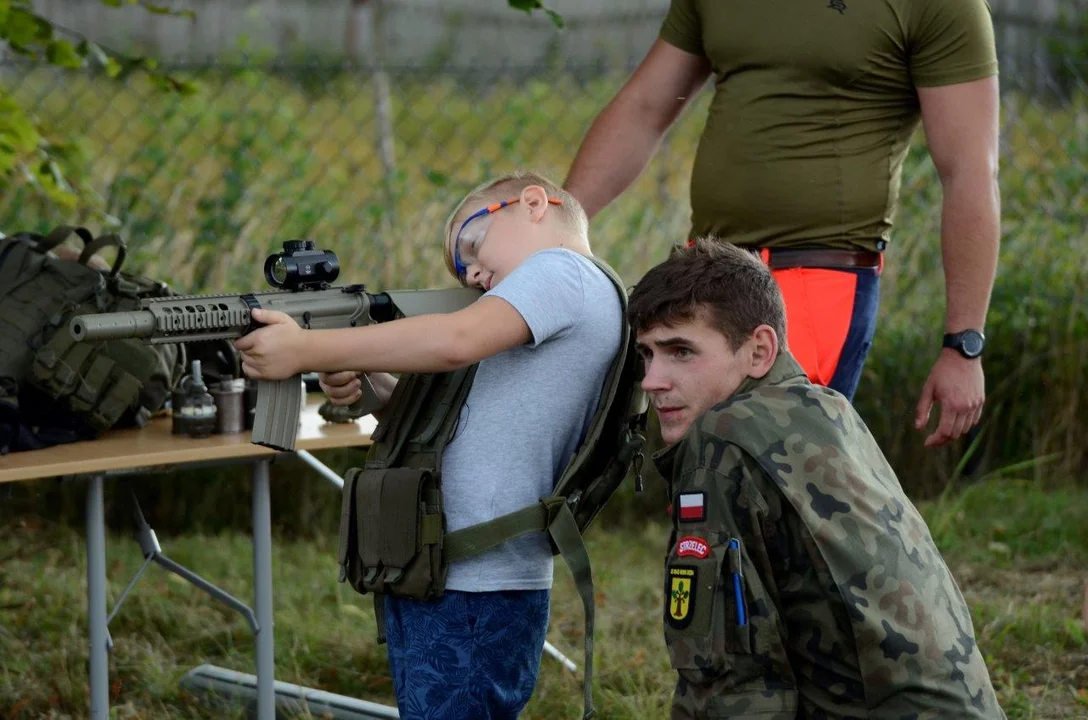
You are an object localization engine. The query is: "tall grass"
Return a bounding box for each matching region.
[0,64,1084,513]
[2,477,1086,719]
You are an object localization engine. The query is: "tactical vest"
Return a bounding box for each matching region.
[0,226,193,453]
[708,361,1002,718]
[336,255,648,720]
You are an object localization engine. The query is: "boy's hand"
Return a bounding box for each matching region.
[234,309,307,380]
[318,371,364,406]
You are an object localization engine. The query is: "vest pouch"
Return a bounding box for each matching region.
[30,327,143,431]
[338,466,447,602]
[336,467,364,589]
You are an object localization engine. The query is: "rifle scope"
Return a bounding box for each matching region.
[264,239,340,291]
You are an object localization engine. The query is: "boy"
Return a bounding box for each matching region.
[235,171,624,718]
[627,238,1004,719]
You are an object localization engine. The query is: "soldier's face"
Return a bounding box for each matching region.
[636,315,754,446]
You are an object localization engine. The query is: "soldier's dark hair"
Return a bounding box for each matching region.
[627,237,787,352]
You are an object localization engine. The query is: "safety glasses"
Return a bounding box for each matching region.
[452,196,562,283]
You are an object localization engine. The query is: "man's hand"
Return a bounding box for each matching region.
[234,308,306,380]
[914,349,984,447]
[318,370,363,406]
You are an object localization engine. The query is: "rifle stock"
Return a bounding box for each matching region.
[70,284,481,451]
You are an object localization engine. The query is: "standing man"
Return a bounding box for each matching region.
[563,0,1001,447]
[629,239,1005,718]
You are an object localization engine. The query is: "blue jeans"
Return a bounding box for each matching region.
[827,268,881,400]
[384,589,551,720]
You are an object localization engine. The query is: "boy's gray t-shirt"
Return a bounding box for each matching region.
[441,248,622,592]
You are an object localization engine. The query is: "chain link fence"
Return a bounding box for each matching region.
[0,4,1082,287]
[1,3,1086,487]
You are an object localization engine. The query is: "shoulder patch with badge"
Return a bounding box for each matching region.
[676,535,709,559]
[666,565,697,629]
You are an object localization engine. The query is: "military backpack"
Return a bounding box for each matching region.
[0,226,233,454]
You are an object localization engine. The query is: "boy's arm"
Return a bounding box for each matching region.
[235,296,531,380]
[318,370,399,422]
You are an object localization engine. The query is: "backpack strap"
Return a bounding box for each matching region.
[9,225,127,277]
[30,225,94,255]
[78,232,126,277]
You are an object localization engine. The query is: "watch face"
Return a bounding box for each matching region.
[962,331,984,357]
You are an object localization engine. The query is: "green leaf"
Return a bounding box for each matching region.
[507,0,563,28]
[4,6,46,48]
[46,39,83,69]
[169,77,200,95]
[32,9,51,41]
[0,92,43,175]
[424,170,450,187]
[544,9,564,29]
[139,1,195,20]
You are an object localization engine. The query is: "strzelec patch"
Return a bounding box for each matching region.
[675,535,709,559]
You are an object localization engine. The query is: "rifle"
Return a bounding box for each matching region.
[68,240,481,451]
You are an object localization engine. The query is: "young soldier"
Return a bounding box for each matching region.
[628,238,1005,719]
[235,171,624,718]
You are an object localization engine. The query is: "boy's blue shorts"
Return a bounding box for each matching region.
[384,589,551,720]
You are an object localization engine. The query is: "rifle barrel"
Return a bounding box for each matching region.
[70,310,156,342]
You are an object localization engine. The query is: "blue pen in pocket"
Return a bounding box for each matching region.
[727,538,747,626]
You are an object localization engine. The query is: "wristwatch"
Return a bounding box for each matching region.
[943,329,986,359]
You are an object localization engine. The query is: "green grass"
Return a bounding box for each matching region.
[1,476,1086,719]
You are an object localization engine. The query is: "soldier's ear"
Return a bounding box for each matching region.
[747,325,778,378]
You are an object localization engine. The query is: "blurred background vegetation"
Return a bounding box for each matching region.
[1,0,1085,535]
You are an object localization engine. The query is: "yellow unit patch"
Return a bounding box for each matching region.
[666,565,697,629]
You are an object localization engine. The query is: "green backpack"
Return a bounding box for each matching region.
[336,255,649,720]
[0,226,189,453]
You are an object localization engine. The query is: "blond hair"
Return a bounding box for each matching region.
[442,170,589,279]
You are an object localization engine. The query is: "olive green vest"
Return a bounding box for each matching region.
[336,255,648,720]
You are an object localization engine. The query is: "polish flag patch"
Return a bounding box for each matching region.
[676,535,709,559]
[677,492,706,522]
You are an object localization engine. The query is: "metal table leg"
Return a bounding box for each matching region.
[252,459,275,720]
[86,474,109,719]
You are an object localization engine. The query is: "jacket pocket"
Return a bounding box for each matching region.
[663,534,752,673]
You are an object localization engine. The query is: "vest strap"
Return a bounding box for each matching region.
[549,501,597,720]
[372,592,387,645]
[442,495,565,563]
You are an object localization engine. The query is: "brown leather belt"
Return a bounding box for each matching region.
[758,247,883,271]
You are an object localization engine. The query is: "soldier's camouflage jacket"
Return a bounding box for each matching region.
[652,352,1004,719]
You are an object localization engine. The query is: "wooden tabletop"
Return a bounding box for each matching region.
[0,396,376,484]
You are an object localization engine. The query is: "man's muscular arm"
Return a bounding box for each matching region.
[914,75,1000,447]
[563,39,711,219]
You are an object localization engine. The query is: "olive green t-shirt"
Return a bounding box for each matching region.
[660,0,998,251]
